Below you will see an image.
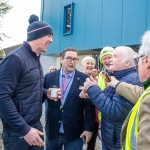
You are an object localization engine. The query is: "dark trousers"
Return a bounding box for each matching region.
[87,122,99,150]
[2,122,44,150]
[46,134,83,150]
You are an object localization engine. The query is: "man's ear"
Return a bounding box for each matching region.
[124,60,131,67]
[60,57,63,64]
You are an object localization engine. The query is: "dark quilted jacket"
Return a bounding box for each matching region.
[87,68,142,150]
[0,42,44,136]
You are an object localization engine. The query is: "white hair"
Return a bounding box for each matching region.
[139,30,150,55]
[115,46,137,67]
[48,66,57,72]
[81,56,95,66]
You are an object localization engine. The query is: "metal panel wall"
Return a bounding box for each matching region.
[102,0,122,47]
[42,0,62,53]
[48,0,62,53]
[122,0,147,45]
[41,0,52,24]
[146,0,150,32]
[84,0,103,50]
[41,0,150,54]
[59,0,73,51]
[69,0,87,50]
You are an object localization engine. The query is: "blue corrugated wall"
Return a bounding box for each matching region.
[41,0,150,54]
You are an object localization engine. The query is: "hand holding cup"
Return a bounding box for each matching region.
[47,85,61,101]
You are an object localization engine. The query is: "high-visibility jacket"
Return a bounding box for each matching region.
[98,71,107,90]
[124,86,150,150]
[97,71,107,120]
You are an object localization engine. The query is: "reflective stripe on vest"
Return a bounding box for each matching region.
[124,86,150,150]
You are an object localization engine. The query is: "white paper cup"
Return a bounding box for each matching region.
[51,87,58,98]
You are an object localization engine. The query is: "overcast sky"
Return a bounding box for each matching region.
[1,0,41,48]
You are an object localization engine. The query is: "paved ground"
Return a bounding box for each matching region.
[0,104,102,150]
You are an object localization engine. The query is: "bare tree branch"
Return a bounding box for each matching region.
[0,0,12,41]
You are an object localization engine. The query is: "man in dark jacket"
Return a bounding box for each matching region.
[44,48,95,150]
[0,14,53,150]
[80,46,142,150]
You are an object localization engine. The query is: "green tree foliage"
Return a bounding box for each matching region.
[0,0,12,41]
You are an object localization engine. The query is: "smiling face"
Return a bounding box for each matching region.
[37,34,53,53]
[109,46,136,72]
[82,58,95,75]
[109,50,125,72]
[60,51,78,74]
[101,54,112,71]
[28,34,53,56]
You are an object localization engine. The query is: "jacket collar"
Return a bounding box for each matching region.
[22,41,40,60]
[109,67,136,78]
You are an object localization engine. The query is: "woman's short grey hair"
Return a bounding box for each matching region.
[81,56,96,66]
[139,30,150,56]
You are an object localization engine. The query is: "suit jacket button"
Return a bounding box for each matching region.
[59,121,61,123]
[62,109,64,112]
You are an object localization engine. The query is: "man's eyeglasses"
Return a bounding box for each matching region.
[134,55,144,66]
[64,57,79,63]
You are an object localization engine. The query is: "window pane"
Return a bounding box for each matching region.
[66,6,71,32]
[63,3,74,35]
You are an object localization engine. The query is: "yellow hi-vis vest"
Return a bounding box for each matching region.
[97,71,107,121]
[98,71,107,90]
[124,86,150,150]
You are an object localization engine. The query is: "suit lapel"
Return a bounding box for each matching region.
[55,70,60,87]
[63,70,81,107]
[54,70,61,106]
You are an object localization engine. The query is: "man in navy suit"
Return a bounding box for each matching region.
[44,47,95,150]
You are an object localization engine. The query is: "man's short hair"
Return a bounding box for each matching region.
[60,47,78,57]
